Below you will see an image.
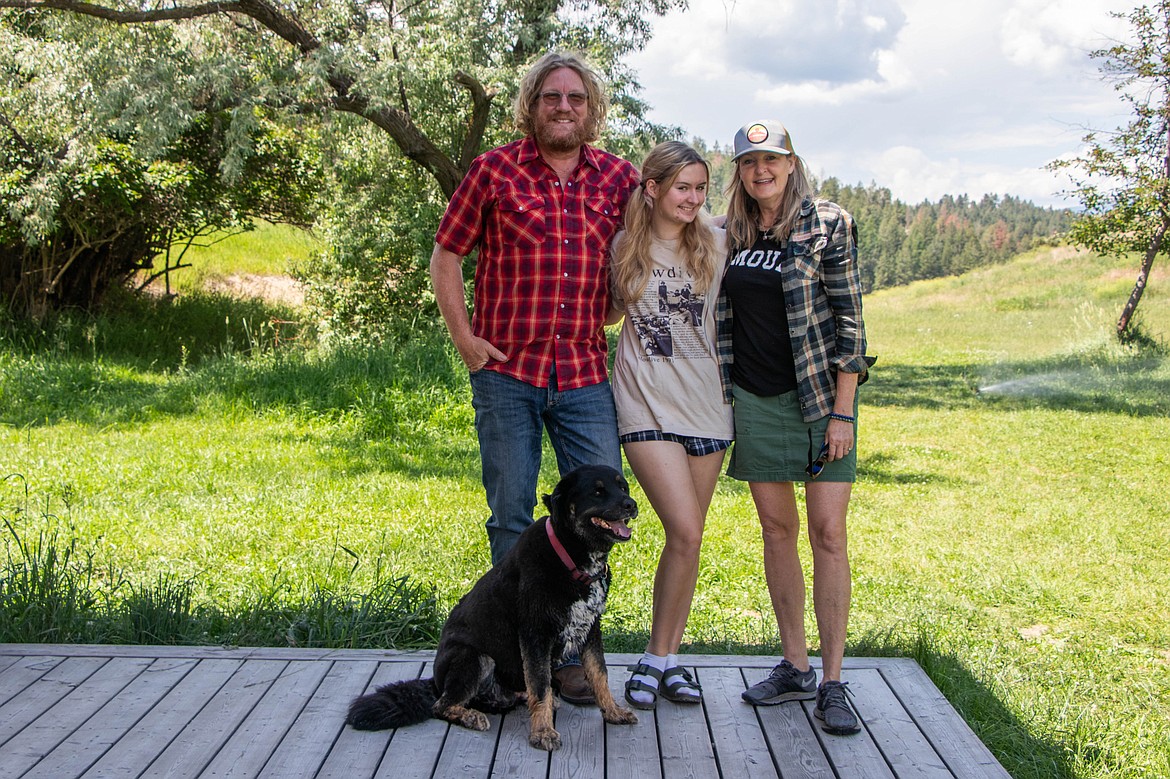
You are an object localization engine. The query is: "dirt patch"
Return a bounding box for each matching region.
[1102,265,1170,284]
[1037,246,1084,263]
[204,274,304,307]
[1018,624,1048,640]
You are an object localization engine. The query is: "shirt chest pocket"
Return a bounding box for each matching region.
[498,193,546,245]
[583,196,623,251]
[789,235,828,279]
[785,236,829,338]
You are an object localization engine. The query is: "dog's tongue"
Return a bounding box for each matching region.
[608,519,631,540]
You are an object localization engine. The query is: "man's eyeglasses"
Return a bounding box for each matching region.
[806,435,830,480]
[538,90,588,108]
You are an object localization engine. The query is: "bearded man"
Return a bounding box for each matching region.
[429,52,639,705]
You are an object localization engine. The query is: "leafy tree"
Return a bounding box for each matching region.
[295,118,447,344]
[1049,1,1170,341]
[0,15,319,319]
[0,0,682,332]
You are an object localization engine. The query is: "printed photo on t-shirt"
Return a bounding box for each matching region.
[629,266,709,361]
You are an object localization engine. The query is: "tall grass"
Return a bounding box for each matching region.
[0,476,442,648]
[1,243,1168,778]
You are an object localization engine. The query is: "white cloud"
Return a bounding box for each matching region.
[637,0,906,84]
[847,145,1070,204]
[625,0,1137,207]
[723,0,906,84]
[1001,0,1130,73]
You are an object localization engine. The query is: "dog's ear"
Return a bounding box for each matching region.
[543,480,571,520]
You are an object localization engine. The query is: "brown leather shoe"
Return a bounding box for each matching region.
[553,663,596,705]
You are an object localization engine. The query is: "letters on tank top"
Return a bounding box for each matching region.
[722,231,798,396]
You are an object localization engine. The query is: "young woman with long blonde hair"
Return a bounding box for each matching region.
[609,141,732,709]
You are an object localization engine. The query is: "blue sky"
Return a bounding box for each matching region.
[625,0,1136,208]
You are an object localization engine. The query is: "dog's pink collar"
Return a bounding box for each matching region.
[545,519,606,585]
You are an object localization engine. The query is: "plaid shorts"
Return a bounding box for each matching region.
[620,430,732,457]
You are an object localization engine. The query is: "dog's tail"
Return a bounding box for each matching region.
[346,677,437,730]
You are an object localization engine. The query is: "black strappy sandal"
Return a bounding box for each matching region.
[623,662,663,710]
[660,665,702,704]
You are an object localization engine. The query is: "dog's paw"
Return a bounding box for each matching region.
[442,706,490,732]
[463,710,490,731]
[602,705,638,725]
[529,726,562,751]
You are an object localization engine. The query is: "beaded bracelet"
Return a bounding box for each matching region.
[828,412,856,424]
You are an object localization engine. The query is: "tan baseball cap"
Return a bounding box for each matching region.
[732,120,794,160]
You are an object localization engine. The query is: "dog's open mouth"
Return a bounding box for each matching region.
[591,515,633,541]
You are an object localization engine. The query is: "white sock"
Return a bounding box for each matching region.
[665,654,700,699]
[627,651,667,705]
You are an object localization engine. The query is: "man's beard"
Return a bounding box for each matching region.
[535,116,590,153]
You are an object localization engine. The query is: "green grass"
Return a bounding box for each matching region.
[2,243,1169,777]
[155,220,321,295]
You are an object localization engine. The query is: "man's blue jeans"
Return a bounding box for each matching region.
[469,368,621,565]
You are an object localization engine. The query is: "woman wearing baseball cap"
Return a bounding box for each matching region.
[720,120,875,736]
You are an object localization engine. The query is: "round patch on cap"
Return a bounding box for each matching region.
[746,124,770,143]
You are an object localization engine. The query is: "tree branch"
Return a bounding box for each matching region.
[454,70,497,174]
[0,110,37,155]
[0,0,468,196]
[1117,118,1170,337]
[0,0,322,53]
[0,0,239,22]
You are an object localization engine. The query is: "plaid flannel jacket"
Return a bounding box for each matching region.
[435,136,639,390]
[716,198,876,421]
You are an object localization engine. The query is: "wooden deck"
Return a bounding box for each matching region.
[0,644,1010,778]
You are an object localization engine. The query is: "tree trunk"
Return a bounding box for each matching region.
[1116,241,1158,339]
[1119,119,1170,340]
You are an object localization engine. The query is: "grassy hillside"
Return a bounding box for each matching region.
[2,244,1168,778]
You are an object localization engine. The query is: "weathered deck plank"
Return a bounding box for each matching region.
[319,660,415,778]
[850,666,952,778]
[0,656,109,745]
[602,661,661,779]
[878,659,1010,779]
[548,684,606,779]
[657,662,719,779]
[430,708,501,778]
[752,680,836,778]
[83,657,246,778]
[0,645,1010,779]
[701,666,778,778]
[255,659,375,779]
[0,657,155,776]
[200,659,335,778]
[25,657,197,778]
[0,655,65,708]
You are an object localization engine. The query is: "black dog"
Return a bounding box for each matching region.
[346,464,638,751]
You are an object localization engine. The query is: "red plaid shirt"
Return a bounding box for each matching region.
[435,136,639,389]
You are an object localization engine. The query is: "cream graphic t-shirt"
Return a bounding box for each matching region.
[612,229,733,440]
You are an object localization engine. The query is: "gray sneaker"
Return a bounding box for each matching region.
[741,660,817,705]
[814,680,860,735]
